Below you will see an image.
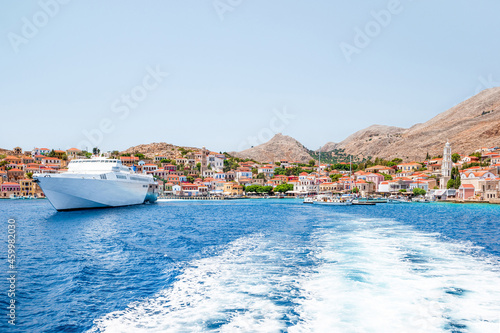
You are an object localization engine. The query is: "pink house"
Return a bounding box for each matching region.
[1,182,21,198]
[458,184,475,199]
[365,173,385,191]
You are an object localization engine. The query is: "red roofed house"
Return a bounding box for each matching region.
[1,182,21,198]
[365,165,396,175]
[162,164,177,172]
[7,168,24,181]
[152,168,169,178]
[354,179,375,194]
[258,164,276,178]
[235,167,252,181]
[427,158,442,174]
[181,183,199,196]
[120,156,139,166]
[457,184,475,200]
[53,150,66,159]
[397,162,422,172]
[34,155,45,162]
[21,156,35,164]
[166,174,180,185]
[4,156,21,166]
[66,148,81,159]
[42,157,61,166]
[142,164,158,173]
[365,173,385,191]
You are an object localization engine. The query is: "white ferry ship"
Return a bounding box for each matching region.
[34,158,158,211]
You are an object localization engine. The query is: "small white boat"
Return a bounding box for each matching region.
[313,196,353,206]
[387,198,410,204]
[303,197,314,204]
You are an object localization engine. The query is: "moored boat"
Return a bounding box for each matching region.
[313,196,353,206]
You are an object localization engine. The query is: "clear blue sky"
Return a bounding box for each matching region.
[2,0,499,153]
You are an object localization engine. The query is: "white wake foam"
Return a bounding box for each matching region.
[290,218,500,333]
[89,217,500,333]
[89,234,303,332]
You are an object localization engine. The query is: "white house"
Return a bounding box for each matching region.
[294,177,318,194]
[207,153,225,172]
[258,164,276,178]
[236,168,252,181]
[213,172,226,180]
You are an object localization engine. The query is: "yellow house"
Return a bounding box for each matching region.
[397,162,422,172]
[19,179,35,196]
[365,165,396,175]
[54,150,66,159]
[223,182,243,196]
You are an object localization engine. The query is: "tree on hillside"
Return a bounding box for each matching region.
[256,173,266,180]
[383,174,393,180]
[425,152,431,160]
[447,167,461,189]
[330,174,342,182]
[451,153,461,163]
[469,152,481,158]
[308,159,315,167]
[453,168,461,189]
[274,167,286,176]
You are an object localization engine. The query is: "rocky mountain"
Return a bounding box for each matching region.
[318,141,338,152]
[0,148,14,156]
[121,88,500,163]
[318,125,405,154]
[325,87,500,161]
[120,142,201,159]
[232,133,312,163]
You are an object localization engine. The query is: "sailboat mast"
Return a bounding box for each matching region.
[319,146,321,173]
[350,156,353,195]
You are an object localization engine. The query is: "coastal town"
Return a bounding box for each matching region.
[1,142,499,203]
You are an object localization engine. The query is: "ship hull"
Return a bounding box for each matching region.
[35,176,154,211]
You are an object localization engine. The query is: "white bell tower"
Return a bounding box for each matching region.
[440,141,452,189]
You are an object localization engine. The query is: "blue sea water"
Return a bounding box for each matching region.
[1,199,499,332]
